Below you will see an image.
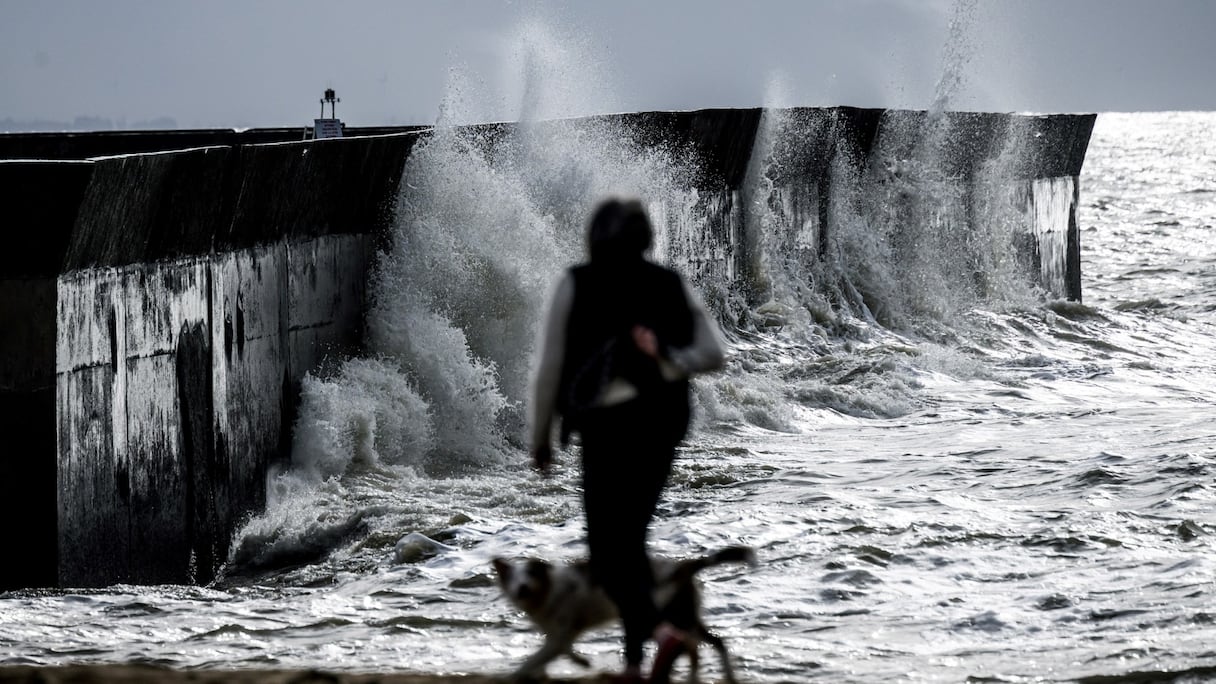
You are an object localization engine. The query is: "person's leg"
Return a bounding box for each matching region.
[581,401,676,671]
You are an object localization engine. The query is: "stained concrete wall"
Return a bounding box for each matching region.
[55,236,372,585]
[605,107,1094,309]
[1,132,418,589]
[48,131,418,586]
[508,108,1098,313]
[0,108,1095,589]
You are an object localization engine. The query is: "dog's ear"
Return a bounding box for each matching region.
[491,557,512,580]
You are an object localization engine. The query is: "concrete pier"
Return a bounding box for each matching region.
[0,108,1095,589]
[2,132,418,588]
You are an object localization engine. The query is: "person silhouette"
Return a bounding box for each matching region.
[529,198,727,680]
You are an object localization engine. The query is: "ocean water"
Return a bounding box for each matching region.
[2,108,1215,683]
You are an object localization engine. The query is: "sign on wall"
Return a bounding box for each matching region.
[314,118,343,139]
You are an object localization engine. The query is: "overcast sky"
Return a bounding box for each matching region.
[3,0,1215,130]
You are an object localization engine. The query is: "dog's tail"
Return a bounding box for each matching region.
[671,545,756,584]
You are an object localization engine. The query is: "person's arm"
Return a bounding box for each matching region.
[665,279,727,375]
[529,273,574,471]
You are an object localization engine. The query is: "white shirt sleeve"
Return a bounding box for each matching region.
[529,273,574,452]
[665,279,728,377]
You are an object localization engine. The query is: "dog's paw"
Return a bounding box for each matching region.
[506,668,546,684]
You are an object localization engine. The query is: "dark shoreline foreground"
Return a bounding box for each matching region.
[0,666,634,684]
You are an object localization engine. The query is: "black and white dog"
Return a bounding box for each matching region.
[492,546,754,682]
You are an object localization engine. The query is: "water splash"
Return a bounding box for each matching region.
[227,23,702,574]
[506,19,623,123]
[229,8,1074,574]
[291,358,435,478]
[930,0,979,116]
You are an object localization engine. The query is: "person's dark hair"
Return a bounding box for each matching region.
[587,198,653,263]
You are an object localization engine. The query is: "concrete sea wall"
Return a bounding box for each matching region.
[598,108,1094,308]
[2,133,418,588]
[0,125,427,161]
[0,108,1095,589]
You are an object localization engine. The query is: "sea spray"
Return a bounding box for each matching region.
[368,125,562,464]
[290,358,436,478]
[367,117,702,455]
[227,26,706,575]
[504,19,624,124]
[226,4,1072,576]
[693,55,1060,426]
[929,0,979,116]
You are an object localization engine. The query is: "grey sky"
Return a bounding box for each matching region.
[2,0,1214,130]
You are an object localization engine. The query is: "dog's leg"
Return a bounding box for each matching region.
[686,641,701,684]
[700,631,736,684]
[564,648,592,668]
[511,634,573,682]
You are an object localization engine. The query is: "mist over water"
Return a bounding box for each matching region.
[4,10,1215,684]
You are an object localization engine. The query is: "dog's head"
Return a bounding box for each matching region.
[492,557,554,615]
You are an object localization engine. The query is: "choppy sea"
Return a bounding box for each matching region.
[2,110,1214,683]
